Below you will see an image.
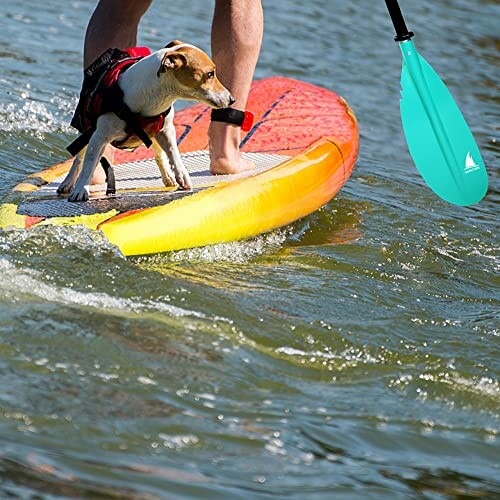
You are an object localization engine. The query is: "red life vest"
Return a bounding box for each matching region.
[67,47,170,156]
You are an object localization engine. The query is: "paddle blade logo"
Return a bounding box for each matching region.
[464,152,480,175]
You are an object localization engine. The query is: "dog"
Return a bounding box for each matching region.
[58,41,234,202]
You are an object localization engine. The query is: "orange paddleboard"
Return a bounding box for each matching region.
[0,77,359,256]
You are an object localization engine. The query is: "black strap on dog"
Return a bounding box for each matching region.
[106,88,154,149]
[66,96,159,156]
[67,130,94,157]
[100,156,116,196]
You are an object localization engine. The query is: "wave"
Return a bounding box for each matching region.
[0,91,75,136]
[0,257,202,319]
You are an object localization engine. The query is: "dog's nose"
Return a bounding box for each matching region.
[228,95,235,106]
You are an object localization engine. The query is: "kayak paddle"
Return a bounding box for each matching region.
[385,0,488,206]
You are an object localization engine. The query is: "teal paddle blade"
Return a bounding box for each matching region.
[399,40,488,206]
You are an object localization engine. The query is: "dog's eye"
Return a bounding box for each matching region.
[206,70,215,80]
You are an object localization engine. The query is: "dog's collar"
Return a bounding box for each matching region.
[211,108,254,132]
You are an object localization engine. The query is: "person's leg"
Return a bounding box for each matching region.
[209,0,263,174]
[84,0,151,183]
[84,0,152,67]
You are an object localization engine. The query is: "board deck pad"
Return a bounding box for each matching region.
[17,151,288,217]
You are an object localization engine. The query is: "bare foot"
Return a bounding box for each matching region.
[91,144,115,185]
[208,121,255,175]
[210,155,255,175]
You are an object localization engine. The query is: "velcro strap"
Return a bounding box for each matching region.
[67,129,94,156]
[100,156,116,195]
[211,108,254,132]
[112,102,153,148]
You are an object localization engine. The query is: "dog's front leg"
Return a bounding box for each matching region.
[68,114,125,202]
[68,135,107,202]
[151,138,177,188]
[155,113,192,190]
[57,147,86,195]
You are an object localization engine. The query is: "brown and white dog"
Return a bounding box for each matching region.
[58,41,234,202]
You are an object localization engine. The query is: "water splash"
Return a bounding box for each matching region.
[0,90,75,137]
[138,228,291,265]
[0,224,122,259]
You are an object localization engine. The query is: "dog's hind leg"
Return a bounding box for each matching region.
[57,147,86,195]
[68,113,125,202]
[155,116,192,190]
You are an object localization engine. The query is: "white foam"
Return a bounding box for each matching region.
[0,257,200,318]
[141,229,291,265]
[0,91,74,136]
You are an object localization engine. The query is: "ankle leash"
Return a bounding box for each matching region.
[211,108,254,132]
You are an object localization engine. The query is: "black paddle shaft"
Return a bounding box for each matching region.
[385,0,414,42]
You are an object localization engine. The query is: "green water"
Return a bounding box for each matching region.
[0,0,498,498]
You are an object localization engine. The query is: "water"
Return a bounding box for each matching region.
[0,0,498,497]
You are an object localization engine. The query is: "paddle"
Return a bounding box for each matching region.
[384,0,488,206]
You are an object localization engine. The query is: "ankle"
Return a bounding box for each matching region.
[208,121,241,160]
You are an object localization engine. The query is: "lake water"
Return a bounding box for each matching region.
[0,0,498,497]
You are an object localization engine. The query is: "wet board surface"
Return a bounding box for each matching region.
[1,77,359,255]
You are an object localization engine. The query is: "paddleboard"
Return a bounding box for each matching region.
[0,77,359,256]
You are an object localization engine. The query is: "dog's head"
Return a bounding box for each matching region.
[157,40,234,108]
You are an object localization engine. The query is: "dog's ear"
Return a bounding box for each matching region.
[157,52,187,77]
[164,40,184,49]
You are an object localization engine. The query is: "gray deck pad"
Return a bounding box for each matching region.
[18,151,288,217]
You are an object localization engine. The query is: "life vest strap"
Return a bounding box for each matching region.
[100,156,116,196]
[67,129,94,157]
[107,87,153,149]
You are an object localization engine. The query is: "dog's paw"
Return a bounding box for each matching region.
[176,171,192,191]
[68,186,89,202]
[57,179,75,195]
[161,172,177,188]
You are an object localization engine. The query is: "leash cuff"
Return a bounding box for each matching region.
[211,108,254,132]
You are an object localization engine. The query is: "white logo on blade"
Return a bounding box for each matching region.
[464,152,480,174]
